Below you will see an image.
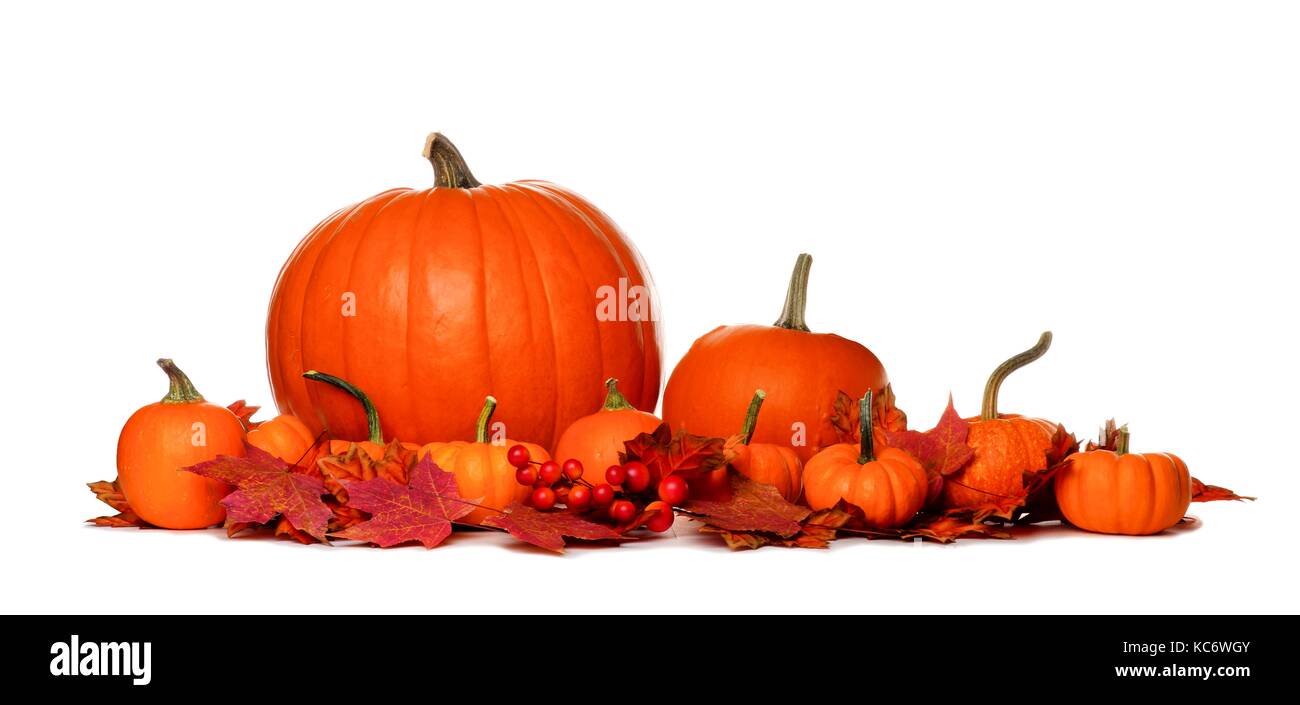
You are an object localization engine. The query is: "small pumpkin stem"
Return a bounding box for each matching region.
[980,331,1053,421]
[858,389,875,465]
[302,371,383,445]
[1115,425,1130,456]
[475,396,498,444]
[740,390,767,445]
[423,133,481,189]
[157,358,204,404]
[601,378,635,411]
[773,253,813,332]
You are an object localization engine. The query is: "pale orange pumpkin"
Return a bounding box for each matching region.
[553,378,662,483]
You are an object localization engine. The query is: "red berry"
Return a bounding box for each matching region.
[591,483,615,508]
[604,464,627,486]
[623,463,651,493]
[538,460,563,486]
[507,444,531,468]
[567,485,591,510]
[562,459,584,481]
[530,487,557,511]
[515,466,538,487]
[658,475,688,505]
[554,485,571,502]
[645,502,674,532]
[623,461,652,484]
[609,500,637,523]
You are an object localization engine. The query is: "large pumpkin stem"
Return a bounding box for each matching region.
[1115,425,1131,456]
[740,390,767,445]
[157,358,204,404]
[980,331,1052,421]
[858,389,875,464]
[302,371,383,445]
[475,396,498,443]
[773,253,813,332]
[423,133,481,189]
[601,378,635,411]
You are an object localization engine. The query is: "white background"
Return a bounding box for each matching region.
[1,1,1295,614]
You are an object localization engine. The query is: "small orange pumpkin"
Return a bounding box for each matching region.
[421,397,551,525]
[941,332,1059,509]
[554,378,662,481]
[1055,426,1191,535]
[802,390,927,529]
[697,390,803,502]
[246,413,320,465]
[117,359,246,529]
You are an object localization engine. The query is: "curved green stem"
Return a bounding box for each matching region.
[858,389,875,464]
[980,331,1052,421]
[423,133,481,189]
[157,358,203,404]
[773,253,813,332]
[601,378,635,411]
[475,396,498,443]
[740,390,766,445]
[1116,425,1130,456]
[303,371,383,444]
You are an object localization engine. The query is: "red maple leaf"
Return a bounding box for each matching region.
[621,423,728,481]
[885,395,975,478]
[685,474,811,538]
[329,457,475,548]
[184,445,332,542]
[1191,477,1255,503]
[86,479,148,528]
[483,504,627,553]
[705,507,856,550]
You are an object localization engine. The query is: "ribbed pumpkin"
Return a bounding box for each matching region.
[117,359,245,529]
[942,332,1058,509]
[421,396,550,526]
[553,378,662,484]
[802,391,926,529]
[1055,427,1191,535]
[663,254,886,462]
[696,390,803,502]
[267,133,662,449]
[246,413,319,465]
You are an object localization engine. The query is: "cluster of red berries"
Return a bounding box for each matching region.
[507,445,684,532]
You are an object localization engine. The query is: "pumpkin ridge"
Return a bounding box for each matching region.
[466,188,498,419]
[400,189,432,438]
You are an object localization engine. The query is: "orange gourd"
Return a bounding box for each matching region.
[421,397,550,526]
[302,371,420,493]
[802,390,927,529]
[696,390,803,502]
[1055,427,1191,535]
[663,254,887,462]
[266,133,662,450]
[554,378,662,482]
[246,413,319,465]
[941,332,1059,509]
[117,359,246,529]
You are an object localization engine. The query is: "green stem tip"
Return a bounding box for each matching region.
[1116,425,1131,456]
[981,331,1052,421]
[475,396,498,443]
[773,253,813,332]
[157,358,204,404]
[858,389,875,464]
[303,370,383,445]
[740,390,766,445]
[601,378,635,411]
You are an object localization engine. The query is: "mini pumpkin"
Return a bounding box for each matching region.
[553,378,662,483]
[1055,426,1191,535]
[697,390,803,502]
[802,390,927,529]
[246,413,320,465]
[941,332,1059,509]
[421,396,551,525]
[117,359,246,529]
[302,371,420,502]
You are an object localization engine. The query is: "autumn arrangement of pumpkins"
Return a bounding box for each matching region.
[101,132,1248,547]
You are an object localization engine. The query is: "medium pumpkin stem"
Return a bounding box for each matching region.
[601,378,635,411]
[1115,425,1130,456]
[773,253,813,332]
[157,358,204,404]
[858,389,875,464]
[980,331,1052,421]
[302,371,383,445]
[423,133,482,189]
[475,396,498,443]
[740,390,767,445]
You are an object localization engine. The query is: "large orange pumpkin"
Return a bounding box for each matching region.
[267,133,662,449]
[1055,426,1191,535]
[117,359,246,529]
[941,332,1058,509]
[553,377,662,484]
[663,253,886,462]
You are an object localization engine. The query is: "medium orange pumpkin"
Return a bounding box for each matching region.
[117,359,245,529]
[1055,426,1191,535]
[302,371,420,498]
[421,396,551,526]
[663,254,887,462]
[941,332,1059,509]
[802,390,926,529]
[246,413,320,465]
[554,377,662,483]
[266,133,662,450]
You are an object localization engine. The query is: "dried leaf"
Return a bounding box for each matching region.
[184,445,333,542]
[621,423,728,481]
[885,395,975,478]
[226,400,263,431]
[701,507,853,550]
[829,385,908,447]
[318,440,417,503]
[483,504,627,553]
[86,479,148,528]
[331,457,475,549]
[685,474,811,538]
[1191,477,1255,503]
[899,515,1013,543]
